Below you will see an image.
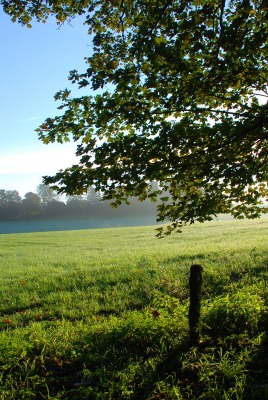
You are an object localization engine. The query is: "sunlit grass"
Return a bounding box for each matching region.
[0,218,268,399]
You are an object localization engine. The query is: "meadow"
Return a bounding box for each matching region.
[0,218,267,399]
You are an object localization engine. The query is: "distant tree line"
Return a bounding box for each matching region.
[0,184,158,221]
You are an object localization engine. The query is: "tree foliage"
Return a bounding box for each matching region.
[3,0,268,234]
[1,0,89,26]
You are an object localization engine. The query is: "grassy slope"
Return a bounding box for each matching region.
[0,218,268,399]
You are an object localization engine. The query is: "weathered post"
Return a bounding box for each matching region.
[189,264,203,346]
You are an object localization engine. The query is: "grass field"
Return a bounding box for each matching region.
[0,218,268,399]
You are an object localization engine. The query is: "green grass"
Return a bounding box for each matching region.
[0,218,268,399]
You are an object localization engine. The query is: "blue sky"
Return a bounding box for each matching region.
[0,9,91,197]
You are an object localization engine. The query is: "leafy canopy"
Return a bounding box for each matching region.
[3,0,268,234]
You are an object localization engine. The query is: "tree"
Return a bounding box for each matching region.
[4,1,268,234]
[65,194,90,217]
[0,189,21,205]
[0,189,22,220]
[85,186,102,204]
[37,183,59,206]
[43,199,66,217]
[22,192,42,216]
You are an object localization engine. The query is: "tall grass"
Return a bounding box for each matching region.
[0,218,268,399]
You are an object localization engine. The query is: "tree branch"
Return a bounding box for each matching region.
[120,0,126,45]
[215,0,225,60]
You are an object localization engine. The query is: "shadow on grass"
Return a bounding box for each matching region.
[242,332,268,399]
[45,313,189,399]
[45,322,268,400]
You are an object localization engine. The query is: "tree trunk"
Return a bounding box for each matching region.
[189,264,203,346]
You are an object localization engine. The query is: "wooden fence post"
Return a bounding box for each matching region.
[189,264,203,346]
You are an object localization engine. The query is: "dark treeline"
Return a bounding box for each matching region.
[0,184,158,221]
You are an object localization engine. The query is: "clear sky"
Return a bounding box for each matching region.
[0,9,91,197]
